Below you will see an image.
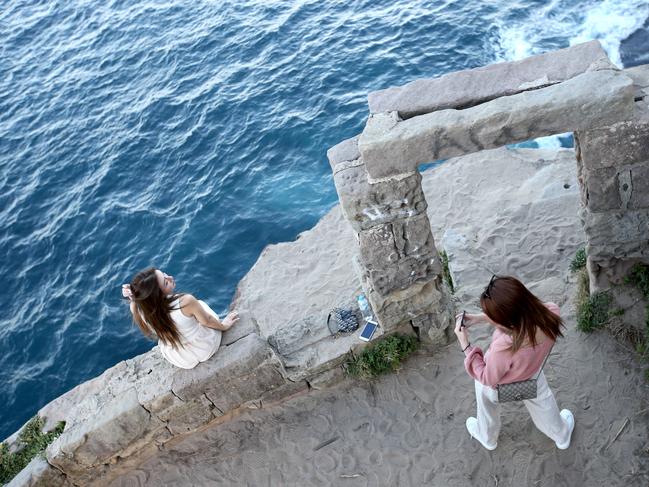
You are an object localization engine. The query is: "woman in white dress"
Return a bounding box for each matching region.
[122,267,239,369]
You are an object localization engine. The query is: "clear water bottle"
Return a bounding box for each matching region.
[357,293,374,322]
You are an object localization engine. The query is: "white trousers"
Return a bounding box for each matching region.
[474,372,571,446]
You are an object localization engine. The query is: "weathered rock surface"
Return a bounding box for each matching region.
[233,207,371,382]
[582,208,649,260]
[326,135,361,169]
[46,388,167,484]
[575,118,649,213]
[368,40,616,118]
[576,120,649,171]
[233,207,360,341]
[573,65,649,290]
[332,156,427,231]
[358,213,439,297]
[171,334,286,418]
[360,70,635,180]
[6,333,284,486]
[626,63,649,94]
[6,457,71,487]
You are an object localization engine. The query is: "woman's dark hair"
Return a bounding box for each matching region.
[127,267,183,349]
[480,275,564,352]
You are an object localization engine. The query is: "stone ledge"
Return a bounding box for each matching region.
[368,40,615,118]
[283,332,359,382]
[46,388,167,484]
[3,334,287,486]
[326,135,361,169]
[626,64,649,90]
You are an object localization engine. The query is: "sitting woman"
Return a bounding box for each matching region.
[122,267,239,369]
[454,275,574,450]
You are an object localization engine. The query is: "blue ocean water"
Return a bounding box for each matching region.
[1,0,647,440]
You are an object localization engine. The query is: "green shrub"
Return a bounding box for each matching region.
[0,417,65,484]
[569,248,587,273]
[577,291,611,333]
[625,264,649,300]
[346,334,419,380]
[625,264,649,355]
[440,250,454,294]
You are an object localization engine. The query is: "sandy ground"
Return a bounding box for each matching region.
[109,148,649,487]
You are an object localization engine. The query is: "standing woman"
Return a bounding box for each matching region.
[455,275,575,450]
[122,267,239,369]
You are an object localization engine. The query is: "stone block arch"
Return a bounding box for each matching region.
[328,40,649,344]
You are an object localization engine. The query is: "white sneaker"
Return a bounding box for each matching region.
[466,417,497,450]
[555,409,575,450]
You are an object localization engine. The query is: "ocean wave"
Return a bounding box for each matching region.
[494,0,649,66]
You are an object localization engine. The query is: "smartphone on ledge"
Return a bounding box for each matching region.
[359,320,378,341]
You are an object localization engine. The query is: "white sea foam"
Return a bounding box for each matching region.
[570,0,649,67]
[534,133,570,149]
[495,0,649,67]
[495,0,649,148]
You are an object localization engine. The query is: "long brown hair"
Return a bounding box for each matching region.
[480,276,564,352]
[127,267,184,349]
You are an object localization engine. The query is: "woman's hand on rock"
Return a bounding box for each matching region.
[222,311,239,330]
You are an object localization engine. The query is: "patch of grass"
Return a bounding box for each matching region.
[346,334,419,380]
[577,290,611,333]
[575,265,612,333]
[440,250,454,294]
[625,264,649,355]
[0,417,65,485]
[569,248,587,273]
[576,262,649,375]
[575,266,590,310]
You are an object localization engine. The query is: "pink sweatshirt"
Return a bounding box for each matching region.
[463,302,559,388]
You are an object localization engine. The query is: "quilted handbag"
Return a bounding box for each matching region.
[327,307,359,334]
[497,344,553,403]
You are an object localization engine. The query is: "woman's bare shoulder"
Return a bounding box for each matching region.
[178,294,198,316]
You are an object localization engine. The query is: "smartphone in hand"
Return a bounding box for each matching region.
[459,311,467,330]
